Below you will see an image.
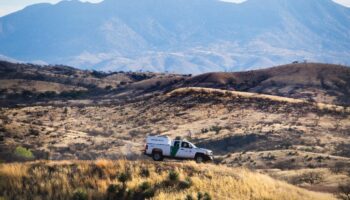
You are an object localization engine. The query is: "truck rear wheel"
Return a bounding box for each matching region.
[152,152,163,161]
[195,155,204,163]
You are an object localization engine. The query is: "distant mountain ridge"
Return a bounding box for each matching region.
[0,0,349,73]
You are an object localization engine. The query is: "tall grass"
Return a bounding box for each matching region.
[168,87,350,113]
[0,160,335,200]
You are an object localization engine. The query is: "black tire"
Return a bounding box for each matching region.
[152,152,163,161]
[195,154,204,163]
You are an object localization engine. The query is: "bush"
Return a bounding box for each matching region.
[179,177,193,189]
[185,194,194,200]
[302,172,324,184]
[125,188,135,199]
[14,146,34,160]
[168,170,179,181]
[197,192,212,200]
[118,171,132,187]
[72,188,88,200]
[29,128,39,136]
[201,128,209,134]
[292,172,324,185]
[197,192,203,200]
[107,184,119,193]
[203,192,212,200]
[175,136,182,140]
[106,184,124,200]
[105,85,113,90]
[139,167,150,178]
[135,182,155,199]
[142,188,155,198]
[210,126,222,135]
[38,91,57,99]
[331,162,349,174]
[138,181,151,191]
[338,182,350,200]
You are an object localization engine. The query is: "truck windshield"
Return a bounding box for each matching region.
[189,143,197,148]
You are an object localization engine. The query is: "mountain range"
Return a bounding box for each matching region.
[0,0,350,73]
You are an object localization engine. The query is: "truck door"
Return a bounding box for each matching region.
[170,141,180,157]
[177,141,193,158]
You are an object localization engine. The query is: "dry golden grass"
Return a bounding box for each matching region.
[0,160,335,200]
[168,87,350,112]
[1,85,349,198]
[168,87,306,104]
[0,79,87,93]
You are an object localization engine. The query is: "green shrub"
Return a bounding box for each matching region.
[139,181,151,191]
[179,177,193,189]
[135,182,155,199]
[106,184,124,200]
[107,184,119,193]
[201,128,209,134]
[210,125,222,135]
[118,171,132,187]
[197,192,212,200]
[29,128,39,136]
[14,146,34,160]
[203,192,212,200]
[185,194,194,200]
[168,170,179,181]
[125,188,135,199]
[197,192,203,200]
[72,188,88,200]
[139,167,150,178]
[142,188,155,198]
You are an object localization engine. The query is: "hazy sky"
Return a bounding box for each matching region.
[0,0,350,17]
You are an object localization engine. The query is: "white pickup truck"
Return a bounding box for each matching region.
[144,136,213,163]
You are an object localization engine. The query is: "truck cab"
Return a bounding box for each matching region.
[144,136,213,163]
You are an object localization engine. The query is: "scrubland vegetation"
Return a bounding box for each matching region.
[0,160,336,200]
[1,62,350,199]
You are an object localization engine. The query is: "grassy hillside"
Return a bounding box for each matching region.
[0,160,336,200]
[1,61,350,198]
[182,63,350,106]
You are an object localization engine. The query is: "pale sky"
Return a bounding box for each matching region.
[0,0,350,17]
[0,0,103,17]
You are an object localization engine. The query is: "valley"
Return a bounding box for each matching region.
[0,61,349,199]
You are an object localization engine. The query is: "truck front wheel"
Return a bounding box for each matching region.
[152,152,163,161]
[195,155,204,163]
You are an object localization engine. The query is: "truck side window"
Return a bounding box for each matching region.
[181,142,189,148]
